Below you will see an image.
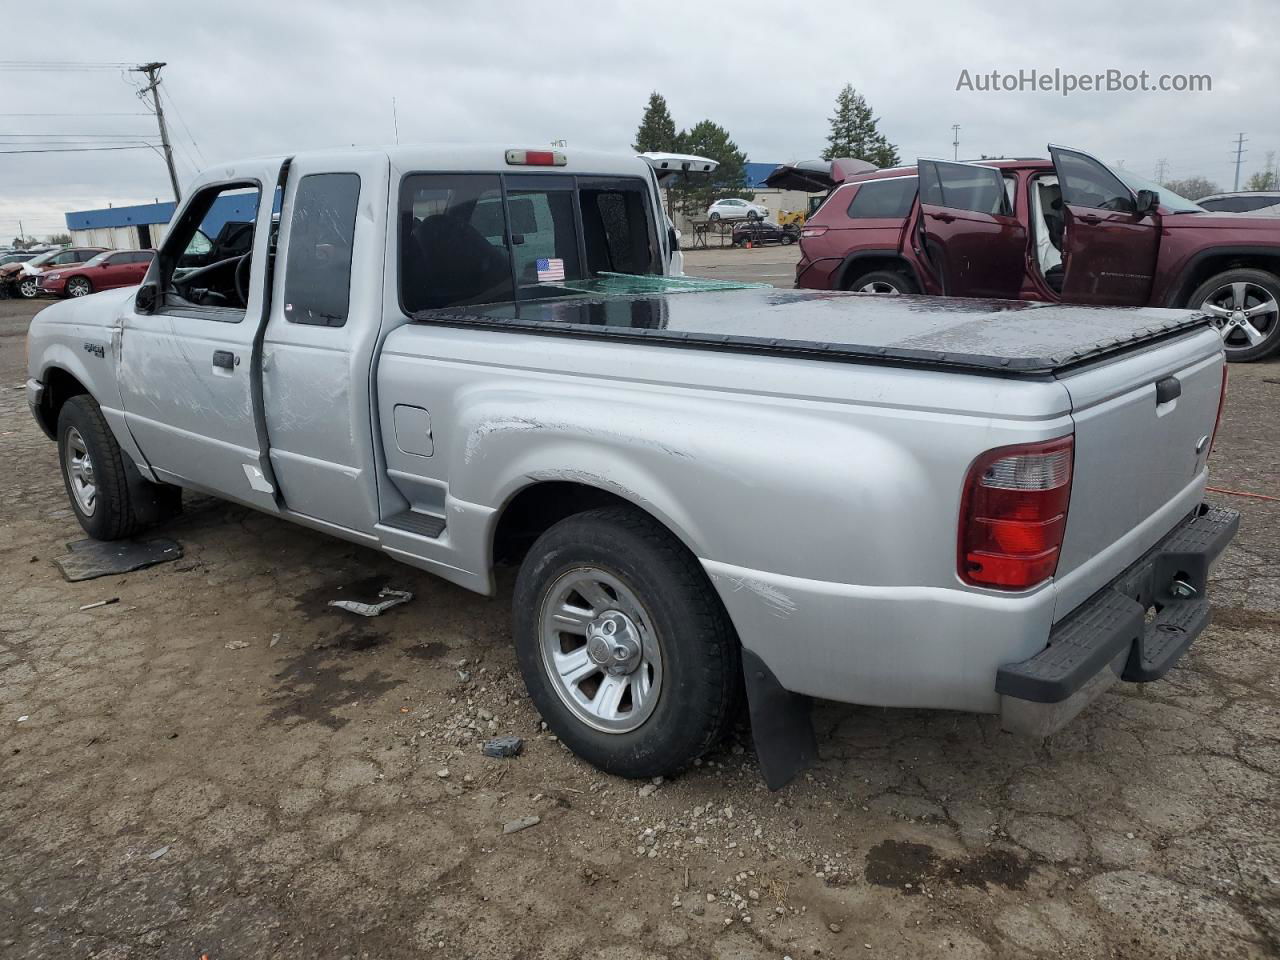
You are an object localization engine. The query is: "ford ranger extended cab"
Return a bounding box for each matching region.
[25,146,1237,788]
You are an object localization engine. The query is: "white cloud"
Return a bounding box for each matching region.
[2,0,1276,240]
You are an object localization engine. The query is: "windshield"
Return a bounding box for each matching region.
[27,249,60,267]
[1114,169,1204,213]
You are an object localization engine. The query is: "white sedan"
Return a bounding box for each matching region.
[706,198,767,221]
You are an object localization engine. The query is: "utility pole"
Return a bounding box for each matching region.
[1154,158,1168,184]
[132,61,181,202]
[1232,132,1247,192]
[392,97,400,145]
[951,124,960,160]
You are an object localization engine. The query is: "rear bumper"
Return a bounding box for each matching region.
[997,503,1238,734]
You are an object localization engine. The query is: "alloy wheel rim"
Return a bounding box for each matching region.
[1200,281,1278,350]
[64,427,97,516]
[69,280,89,297]
[858,281,900,295]
[538,566,663,734]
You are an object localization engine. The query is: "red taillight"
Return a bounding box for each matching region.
[1209,363,1228,455]
[958,436,1074,590]
[800,225,828,238]
[505,149,566,167]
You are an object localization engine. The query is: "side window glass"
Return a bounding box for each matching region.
[847,178,918,218]
[158,183,262,319]
[400,174,513,313]
[283,173,360,327]
[505,188,581,287]
[921,162,1010,215]
[1054,151,1134,213]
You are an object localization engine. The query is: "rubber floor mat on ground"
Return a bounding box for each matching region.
[53,537,183,582]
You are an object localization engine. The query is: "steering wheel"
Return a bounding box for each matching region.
[234,252,252,306]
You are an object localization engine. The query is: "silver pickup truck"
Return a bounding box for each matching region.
[25,146,1237,788]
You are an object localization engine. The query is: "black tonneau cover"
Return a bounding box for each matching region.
[414,288,1211,376]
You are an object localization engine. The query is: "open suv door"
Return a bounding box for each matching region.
[916,159,1025,299]
[1048,145,1159,306]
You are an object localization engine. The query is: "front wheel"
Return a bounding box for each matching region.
[747,211,761,222]
[18,276,39,299]
[709,212,721,222]
[66,276,93,298]
[1188,268,1280,362]
[58,395,147,540]
[512,506,741,779]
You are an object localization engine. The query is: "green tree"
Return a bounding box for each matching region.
[46,232,71,245]
[1245,169,1278,192]
[632,92,677,154]
[1162,175,1220,201]
[822,84,899,168]
[668,119,752,217]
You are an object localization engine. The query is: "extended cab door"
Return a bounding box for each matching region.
[260,152,389,535]
[1049,145,1159,305]
[916,159,1026,299]
[117,160,285,512]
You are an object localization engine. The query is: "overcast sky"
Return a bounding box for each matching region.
[2,0,1276,239]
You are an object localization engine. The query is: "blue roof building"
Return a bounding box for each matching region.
[65,194,259,250]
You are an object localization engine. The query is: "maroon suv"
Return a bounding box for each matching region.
[778,145,1280,361]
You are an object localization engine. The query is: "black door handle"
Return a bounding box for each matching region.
[929,212,956,223]
[212,350,236,370]
[1079,213,1102,225]
[1155,376,1181,404]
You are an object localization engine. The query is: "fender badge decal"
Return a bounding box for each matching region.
[82,342,106,358]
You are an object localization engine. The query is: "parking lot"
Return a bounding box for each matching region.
[2,252,1279,959]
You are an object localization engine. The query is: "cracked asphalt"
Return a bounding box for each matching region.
[2,257,1279,959]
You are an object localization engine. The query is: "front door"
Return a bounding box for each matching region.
[117,160,285,512]
[916,159,1026,299]
[1049,145,1159,305]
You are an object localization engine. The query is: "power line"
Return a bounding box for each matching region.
[0,60,135,71]
[159,86,207,166]
[0,144,157,155]
[0,112,151,118]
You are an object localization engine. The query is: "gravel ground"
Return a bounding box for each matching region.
[2,265,1279,959]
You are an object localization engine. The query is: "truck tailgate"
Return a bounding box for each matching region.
[1054,327,1225,618]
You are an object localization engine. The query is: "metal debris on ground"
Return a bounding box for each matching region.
[482,736,524,758]
[502,815,541,835]
[79,597,119,611]
[224,640,250,650]
[269,632,282,648]
[53,537,183,583]
[16,716,29,723]
[148,845,170,860]
[327,587,413,617]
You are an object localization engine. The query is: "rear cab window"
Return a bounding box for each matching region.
[283,173,360,327]
[399,172,659,314]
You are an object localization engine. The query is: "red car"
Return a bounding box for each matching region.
[779,145,1280,361]
[38,249,155,299]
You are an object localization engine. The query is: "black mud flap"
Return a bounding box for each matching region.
[742,649,817,790]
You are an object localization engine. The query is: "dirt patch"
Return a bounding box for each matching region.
[865,840,1032,894]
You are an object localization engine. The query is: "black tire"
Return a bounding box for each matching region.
[57,395,145,540]
[709,212,721,222]
[1186,268,1280,362]
[847,268,918,295]
[781,234,795,245]
[66,276,93,298]
[747,211,761,222]
[17,276,40,299]
[512,506,742,779]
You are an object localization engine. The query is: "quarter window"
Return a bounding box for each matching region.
[846,178,918,219]
[283,173,361,327]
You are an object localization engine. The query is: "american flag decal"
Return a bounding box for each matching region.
[536,257,565,282]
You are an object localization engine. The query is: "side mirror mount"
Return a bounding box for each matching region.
[1135,189,1160,217]
[134,282,158,315]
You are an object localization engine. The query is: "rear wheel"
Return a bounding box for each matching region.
[1188,268,1280,362]
[848,269,918,295]
[747,211,761,222]
[512,506,741,778]
[66,276,93,298]
[709,212,721,222]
